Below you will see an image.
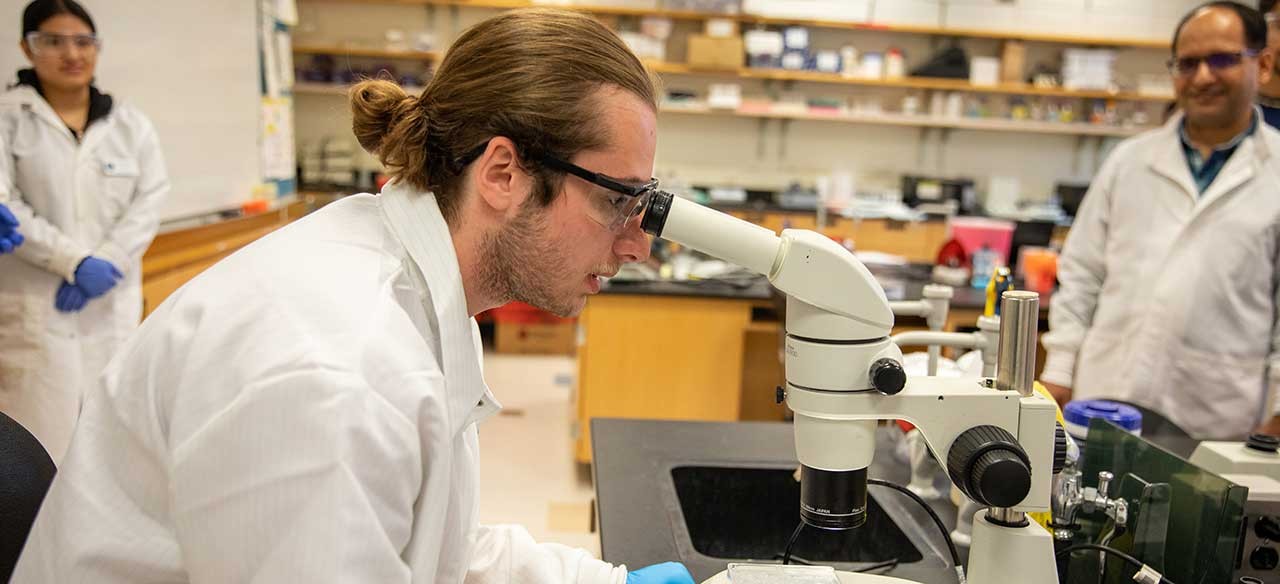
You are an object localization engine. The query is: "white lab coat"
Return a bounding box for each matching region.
[12,184,628,584]
[0,84,168,463]
[1042,112,1280,440]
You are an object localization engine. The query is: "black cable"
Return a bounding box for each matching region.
[867,478,963,571]
[771,553,812,566]
[1055,543,1177,584]
[782,521,804,565]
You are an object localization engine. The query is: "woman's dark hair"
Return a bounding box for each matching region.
[22,0,96,36]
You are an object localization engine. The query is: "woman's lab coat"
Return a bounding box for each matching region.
[0,83,168,462]
[12,185,628,584]
[1042,112,1280,440]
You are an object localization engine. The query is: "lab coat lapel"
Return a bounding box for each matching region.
[380,183,496,436]
[3,86,75,144]
[1192,136,1256,218]
[1146,116,1200,205]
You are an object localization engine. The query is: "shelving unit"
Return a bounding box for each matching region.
[293,43,442,60]
[646,61,1172,102]
[296,0,1171,49]
[294,82,1152,137]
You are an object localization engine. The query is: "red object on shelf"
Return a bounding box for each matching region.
[488,301,573,325]
[241,199,270,215]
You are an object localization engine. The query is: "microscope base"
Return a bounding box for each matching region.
[967,510,1060,584]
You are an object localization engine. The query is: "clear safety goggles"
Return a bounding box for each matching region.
[1166,50,1258,78]
[459,141,658,233]
[25,32,100,56]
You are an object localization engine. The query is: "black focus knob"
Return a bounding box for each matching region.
[1251,546,1280,571]
[870,358,906,395]
[1052,424,1069,475]
[1248,434,1280,454]
[947,425,1032,508]
[1257,517,1280,542]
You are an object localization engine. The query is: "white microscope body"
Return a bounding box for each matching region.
[640,194,1063,583]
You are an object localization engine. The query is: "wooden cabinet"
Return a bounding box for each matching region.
[575,293,765,462]
[723,208,950,263]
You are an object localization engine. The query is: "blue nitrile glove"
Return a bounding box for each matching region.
[74,256,123,298]
[0,203,21,254]
[627,562,695,584]
[55,281,88,313]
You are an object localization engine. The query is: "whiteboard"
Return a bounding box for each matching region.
[0,0,262,221]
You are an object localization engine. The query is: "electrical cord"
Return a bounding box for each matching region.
[853,558,900,573]
[867,478,963,573]
[1055,543,1177,584]
[782,521,804,565]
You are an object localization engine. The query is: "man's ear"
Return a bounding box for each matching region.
[470,136,533,216]
[1260,49,1275,86]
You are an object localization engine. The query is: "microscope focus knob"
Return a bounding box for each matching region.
[870,358,906,395]
[1052,424,1068,475]
[947,425,1032,508]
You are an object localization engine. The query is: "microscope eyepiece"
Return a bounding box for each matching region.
[640,191,673,237]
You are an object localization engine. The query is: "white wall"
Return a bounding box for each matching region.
[291,0,1208,202]
[0,0,262,221]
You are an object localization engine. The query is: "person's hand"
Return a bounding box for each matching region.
[1257,415,1280,437]
[54,281,88,313]
[0,203,22,254]
[1042,381,1073,408]
[627,562,695,584]
[74,256,123,298]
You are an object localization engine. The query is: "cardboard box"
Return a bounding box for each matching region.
[687,35,744,70]
[1001,40,1026,84]
[496,321,577,355]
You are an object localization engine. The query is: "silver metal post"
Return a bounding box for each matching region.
[995,290,1040,397]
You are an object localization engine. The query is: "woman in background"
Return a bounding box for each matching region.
[0,0,168,463]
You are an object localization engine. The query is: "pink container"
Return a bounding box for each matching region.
[949,217,1016,266]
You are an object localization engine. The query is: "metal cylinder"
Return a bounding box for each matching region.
[995,291,1039,396]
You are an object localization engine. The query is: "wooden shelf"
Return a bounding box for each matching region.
[646,61,1173,102]
[661,102,1152,137]
[293,43,442,60]
[294,82,1150,136]
[296,0,1170,49]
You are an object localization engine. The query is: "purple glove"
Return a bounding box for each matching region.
[74,256,123,298]
[0,203,21,254]
[55,281,88,312]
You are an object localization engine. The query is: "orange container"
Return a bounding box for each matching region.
[1019,246,1059,294]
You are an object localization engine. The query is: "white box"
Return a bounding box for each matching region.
[742,0,871,22]
[872,0,943,27]
[970,57,1001,86]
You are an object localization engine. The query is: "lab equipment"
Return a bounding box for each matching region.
[73,256,123,298]
[1191,434,1280,581]
[640,192,1067,583]
[628,561,696,584]
[884,49,905,80]
[1063,401,1142,451]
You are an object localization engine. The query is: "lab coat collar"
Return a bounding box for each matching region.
[1,85,74,142]
[379,182,500,433]
[1147,110,1269,207]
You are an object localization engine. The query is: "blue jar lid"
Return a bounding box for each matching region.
[1063,400,1143,432]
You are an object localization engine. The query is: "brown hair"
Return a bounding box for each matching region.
[350,8,658,222]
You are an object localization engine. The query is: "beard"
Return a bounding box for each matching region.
[478,189,584,318]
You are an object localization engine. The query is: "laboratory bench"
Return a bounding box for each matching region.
[573,269,1051,462]
[591,418,961,584]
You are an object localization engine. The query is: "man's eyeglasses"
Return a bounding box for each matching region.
[25,32,100,56]
[458,141,658,232]
[1167,50,1258,77]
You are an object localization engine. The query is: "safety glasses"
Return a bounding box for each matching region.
[458,141,658,232]
[1167,50,1258,78]
[24,32,100,56]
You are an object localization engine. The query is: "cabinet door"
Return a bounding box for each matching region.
[575,295,751,462]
